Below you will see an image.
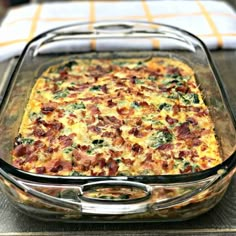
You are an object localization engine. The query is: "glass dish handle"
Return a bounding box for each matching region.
[31,21,192,57]
[0,168,82,211]
[0,167,223,215]
[79,174,222,214]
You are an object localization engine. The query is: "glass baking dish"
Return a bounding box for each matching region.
[0,21,235,222]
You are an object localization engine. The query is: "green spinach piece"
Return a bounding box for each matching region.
[150,130,173,148]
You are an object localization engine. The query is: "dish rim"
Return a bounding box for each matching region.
[0,20,235,185]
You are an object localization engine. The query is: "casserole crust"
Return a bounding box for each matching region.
[11,57,222,176]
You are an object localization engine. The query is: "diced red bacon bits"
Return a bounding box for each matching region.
[12,57,221,176]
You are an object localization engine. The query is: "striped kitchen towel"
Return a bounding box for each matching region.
[0,0,236,61]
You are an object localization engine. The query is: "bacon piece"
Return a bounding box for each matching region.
[107,158,119,176]
[59,70,68,79]
[173,104,180,115]
[101,84,108,93]
[52,83,59,93]
[112,136,125,146]
[107,99,117,107]
[50,162,63,173]
[51,121,64,130]
[67,86,79,91]
[68,93,77,98]
[36,166,46,174]
[132,143,144,154]
[88,65,111,79]
[87,104,101,115]
[166,66,182,76]
[121,158,134,166]
[187,117,198,126]
[59,135,73,148]
[201,129,211,136]
[196,109,209,117]
[102,131,116,138]
[136,119,142,126]
[49,159,72,173]
[201,143,208,151]
[165,115,178,125]
[117,107,134,116]
[93,156,106,168]
[67,118,75,125]
[116,81,126,87]
[56,109,64,118]
[72,149,92,167]
[88,125,101,134]
[85,115,96,125]
[187,138,201,147]
[25,154,38,163]
[116,128,122,136]
[33,140,45,149]
[67,83,90,91]
[109,150,122,158]
[180,165,192,174]
[139,101,149,107]
[41,106,55,115]
[141,85,155,92]
[141,153,153,164]
[177,150,190,160]
[78,145,90,152]
[46,147,54,153]
[177,122,192,139]
[128,127,139,136]
[162,161,169,170]
[12,144,27,157]
[39,119,63,131]
[106,116,122,125]
[33,128,46,137]
[157,143,174,151]
[176,85,189,93]
[45,129,57,142]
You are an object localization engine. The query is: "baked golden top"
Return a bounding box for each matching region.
[12,57,222,176]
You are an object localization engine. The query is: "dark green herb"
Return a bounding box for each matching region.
[135,61,144,68]
[64,61,78,69]
[159,103,172,111]
[58,61,78,71]
[54,89,69,99]
[147,76,156,81]
[150,130,173,148]
[86,149,93,154]
[119,194,130,200]
[99,195,115,200]
[21,138,34,145]
[92,139,104,145]
[131,101,140,109]
[90,85,101,91]
[29,112,41,121]
[63,147,73,154]
[166,74,181,79]
[71,102,85,109]
[180,93,199,104]
[71,171,85,176]
[134,79,144,84]
[56,81,63,86]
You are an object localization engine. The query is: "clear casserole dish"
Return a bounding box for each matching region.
[0,21,235,222]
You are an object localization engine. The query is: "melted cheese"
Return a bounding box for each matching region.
[12,57,222,176]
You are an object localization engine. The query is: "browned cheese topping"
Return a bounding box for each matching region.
[12,57,222,176]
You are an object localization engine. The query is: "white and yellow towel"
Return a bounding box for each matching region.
[0,0,236,61]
